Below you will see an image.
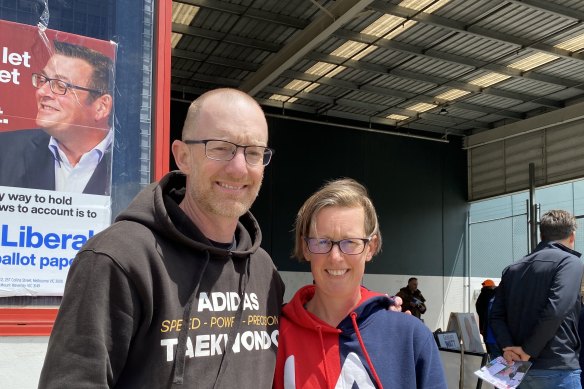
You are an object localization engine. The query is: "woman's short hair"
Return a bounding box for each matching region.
[292,178,382,261]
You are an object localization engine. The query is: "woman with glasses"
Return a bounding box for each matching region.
[273,178,447,389]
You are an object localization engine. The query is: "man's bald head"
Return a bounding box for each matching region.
[181,88,265,139]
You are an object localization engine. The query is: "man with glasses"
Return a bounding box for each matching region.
[0,40,113,195]
[39,88,284,389]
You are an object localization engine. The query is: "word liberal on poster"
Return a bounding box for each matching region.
[0,20,117,296]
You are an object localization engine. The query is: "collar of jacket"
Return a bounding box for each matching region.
[535,241,581,258]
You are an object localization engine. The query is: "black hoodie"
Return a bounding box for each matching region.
[39,171,285,388]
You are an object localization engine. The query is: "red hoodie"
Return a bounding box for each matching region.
[274,285,447,389]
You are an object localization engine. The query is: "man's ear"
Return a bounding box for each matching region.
[94,94,113,122]
[172,140,191,174]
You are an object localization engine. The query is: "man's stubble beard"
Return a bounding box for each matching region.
[193,175,263,219]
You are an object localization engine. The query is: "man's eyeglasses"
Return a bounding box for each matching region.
[304,237,372,255]
[183,139,274,166]
[32,73,104,96]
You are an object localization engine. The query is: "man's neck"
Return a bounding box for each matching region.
[56,139,85,166]
[49,128,110,166]
[179,198,238,243]
[552,237,575,250]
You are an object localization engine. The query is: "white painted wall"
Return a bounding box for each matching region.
[0,336,48,389]
[281,271,500,333]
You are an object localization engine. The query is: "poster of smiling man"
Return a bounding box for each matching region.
[0,19,117,296]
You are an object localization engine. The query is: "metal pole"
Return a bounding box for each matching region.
[525,199,530,254]
[528,163,537,251]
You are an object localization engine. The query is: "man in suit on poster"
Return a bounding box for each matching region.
[0,40,114,195]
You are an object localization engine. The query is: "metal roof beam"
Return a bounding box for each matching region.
[420,113,491,129]
[334,29,584,91]
[174,0,310,29]
[453,102,524,119]
[171,85,208,96]
[172,48,261,72]
[171,71,240,87]
[172,23,280,52]
[282,69,524,119]
[305,52,564,108]
[336,110,468,134]
[509,0,584,22]
[259,98,319,114]
[263,84,494,129]
[368,2,584,62]
[324,108,463,134]
[281,69,362,91]
[239,0,375,96]
[282,69,412,99]
[464,100,584,149]
[262,86,336,105]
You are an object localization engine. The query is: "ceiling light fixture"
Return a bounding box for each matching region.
[469,72,510,88]
[435,89,470,101]
[508,52,558,71]
[407,102,437,112]
[170,3,200,48]
[555,33,584,52]
[386,114,409,121]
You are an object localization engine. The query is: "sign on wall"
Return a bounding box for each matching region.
[0,20,117,296]
[447,312,485,354]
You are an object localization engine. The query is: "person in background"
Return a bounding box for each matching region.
[490,209,583,389]
[38,88,284,388]
[484,294,502,360]
[396,277,427,320]
[476,279,496,336]
[274,178,446,389]
[0,40,114,195]
[476,279,499,357]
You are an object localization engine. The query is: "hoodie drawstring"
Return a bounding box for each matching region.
[211,254,251,389]
[172,252,211,385]
[350,312,383,389]
[315,325,332,387]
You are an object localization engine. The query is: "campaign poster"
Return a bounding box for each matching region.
[0,20,117,296]
[447,312,485,353]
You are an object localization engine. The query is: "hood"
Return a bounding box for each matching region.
[115,171,263,386]
[115,171,263,259]
[282,284,390,333]
[281,285,387,389]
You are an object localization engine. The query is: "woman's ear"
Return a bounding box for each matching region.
[302,238,311,262]
[365,234,379,262]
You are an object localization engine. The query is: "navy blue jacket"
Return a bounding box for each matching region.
[490,241,583,370]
